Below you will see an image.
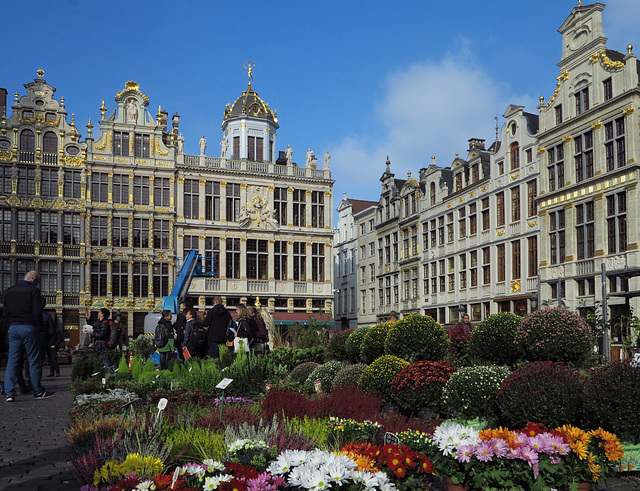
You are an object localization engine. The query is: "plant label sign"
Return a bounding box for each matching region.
[314,380,322,394]
[216,378,233,390]
[384,432,399,445]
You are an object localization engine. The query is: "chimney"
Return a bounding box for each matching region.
[468,138,485,151]
[172,113,180,134]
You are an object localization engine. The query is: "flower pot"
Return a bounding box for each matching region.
[445,476,469,491]
[577,484,590,491]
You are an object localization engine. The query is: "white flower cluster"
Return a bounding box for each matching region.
[432,422,480,457]
[74,388,138,406]
[268,449,397,490]
[227,438,268,453]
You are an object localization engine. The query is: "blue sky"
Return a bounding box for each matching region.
[3,0,640,213]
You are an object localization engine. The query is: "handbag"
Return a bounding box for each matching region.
[233,336,250,353]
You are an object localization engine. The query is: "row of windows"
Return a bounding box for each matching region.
[92,217,170,249]
[554,79,613,126]
[90,261,169,297]
[548,191,627,264]
[0,210,81,244]
[182,238,326,282]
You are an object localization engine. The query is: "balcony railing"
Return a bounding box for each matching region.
[576,259,595,275]
[19,151,35,163]
[63,294,80,306]
[39,244,59,256]
[527,277,538,291]
[248,280,269,292]
[16,243,35,254]
[294,281,307,293]
[42,153,58,164]
[205,278,220,291]
[0,243,10,254]
[63,245,82,257]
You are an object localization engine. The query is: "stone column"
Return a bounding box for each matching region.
[240,238,247,279]
[220,182,227,223]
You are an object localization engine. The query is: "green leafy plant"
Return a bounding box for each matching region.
[332,363,367,390]
[129,335,156,359]
[302,360,344,394]
[385,314,449,363]
[515,308,594,364]
[223,350,273,398]
[497,361,585,428]
[360,322,394,364]
[327,417,381,445]
[344,326,370,363]
[582,361,640,443]
[468,312,522,365]
[288,321,330,349]
[285,362,320,388]
[442,365,510,423]
[359,355,409,402]
[267,346,326,372]
[326,329,355,361]
[390,360,456,412]
[165,426,225,464]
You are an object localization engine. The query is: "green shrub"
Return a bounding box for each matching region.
[114,356,132,382]
[468,312,522,365]
[223,351,274,398]
[360,322,394,364]
[129,335,156,359]
[497,361,585,428]
[326,329,355,361]
[515,308,593,364]
[390,360,456,412]
[288,322,330,349]
[344,326,370,363]
[332,364,367,390]
[267,346,326,372]
[71,352,103,382]
[442,365,511,422]
[385,314,449,363]
[359,355,409,402]
[582,362,640,443]
[302,360,345,394]
[286,362,320,388]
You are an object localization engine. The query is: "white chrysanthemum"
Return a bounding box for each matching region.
[332,453,359,470]
[134,481,155,491]
[181,463,206,476]
[202,459,225,472]
[305,469,331,490]
[324,460,351,485]
[268,453,293,475]
[203,474,233,489]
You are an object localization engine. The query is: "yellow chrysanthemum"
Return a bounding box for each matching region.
[335,451,379,472]
[571,440,589,460]
[588,453,601,482]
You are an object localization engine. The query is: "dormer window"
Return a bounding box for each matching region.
[22,110,34,119]
[510,143,520,170]
[471,164,479,183]
[455,173,462,191]
[575,87,590,115]
[45,112,57,122]
[555,105,563,125]
[248,136,264,161]
[603,78,612,101]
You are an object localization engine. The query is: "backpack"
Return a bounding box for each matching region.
[193,322,207,347]
[154,322,168,349]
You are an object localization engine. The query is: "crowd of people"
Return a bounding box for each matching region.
[1,271,63,402]
[153,296,270,369]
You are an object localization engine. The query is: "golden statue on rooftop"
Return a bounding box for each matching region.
[244,60,256,84]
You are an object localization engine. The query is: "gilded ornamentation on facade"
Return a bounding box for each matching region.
[544,71,569,108]
[496,229,505,236]
[65,156,83,166]
[623,106,635,115]
[589,50,625,70]
[510,281,521,293]
[0,150,12,161]
[155,136,169,156]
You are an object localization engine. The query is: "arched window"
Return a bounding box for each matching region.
[510,142,520,171]
[42,132,58,164]
[430,182,436,205]
[20,129,35,162]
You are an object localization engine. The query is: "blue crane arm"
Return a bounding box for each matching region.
[162,249,207,313]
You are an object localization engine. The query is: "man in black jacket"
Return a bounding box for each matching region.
[3,271,52,401]
[202,296,232,359]
[86,308,111,355]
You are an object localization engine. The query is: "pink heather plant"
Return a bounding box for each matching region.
[515,308,593,364]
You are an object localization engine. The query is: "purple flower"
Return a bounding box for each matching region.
[475,441,494,462]
[456,444,475,463]
[545,434,570,455]
[550,455,562,464]
[527,435,550,453]
[518,445,539,467]
[489,438,508,458]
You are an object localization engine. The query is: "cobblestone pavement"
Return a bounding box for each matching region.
[1,361,639,491]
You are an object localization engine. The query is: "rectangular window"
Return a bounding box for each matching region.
[555,105,563,125]
[183,179,199,219]
[40,168,57,198]
[549,209,566,264]
[153,219,170,249]
[110,217,129,249]
[154,177,170,207]
[134,133,150,158]
[311,191,325,228]
[575,87,589,115]
[62,213,81,245]
[91,172,109,203]
[112,261,128,297]
[458,208,466,238]
[274,187,287,225]
[471,164,479,183]
[574,130,594,182]
[62,261,80,294]
[607,192,627,254]
[39,211,57,244]
[469,203,477,235]
[274,241,287,280]
[512,240,521,280]
[496,192,505,227]
[90,260,108,296]
[183,235,199,258]
[16,210,35,242]
[576,201,595,260]
[17,167,36,196]
[293,242,306,281]
[497,244,505,282]
[63,170,81,199]
[132,262,149,297]
[247,239,268,280]
[205,181,221,221]
[133,176,149,205]
[481,198,490,231]
[482,247,491,284]
[113,174,129,204]
[528,237,538,278]
[438,216,445,245]
[226,238,241,279]
[247,136,264,161]
[132,218,149,248]
[226,183,241,222]
[470,250,478,287]
[113,131,130,156]
[605,117,626,171]
[204,237,220,277]
[511,187,521,222]
[526,148,533,163]
[312,243,325,282]
[233,136,240,159]
[603,78,613,101]
[527,180,537,217]
[90,215,108,246]
[548,143,565,192]
[293,189,306,227]
[39,260,58,294]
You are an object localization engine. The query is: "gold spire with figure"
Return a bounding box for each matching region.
[244,60,256,86]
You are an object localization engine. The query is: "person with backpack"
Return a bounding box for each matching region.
[233,303,252,353]
[248,306,269,354]
[202,296,232,359]
[173,298,194,360]
[87,308,111,355]
[155,310,175,370]
[108,312,125,350]
[183,309,207,358]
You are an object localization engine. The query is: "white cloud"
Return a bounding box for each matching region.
[330,50,535,205]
